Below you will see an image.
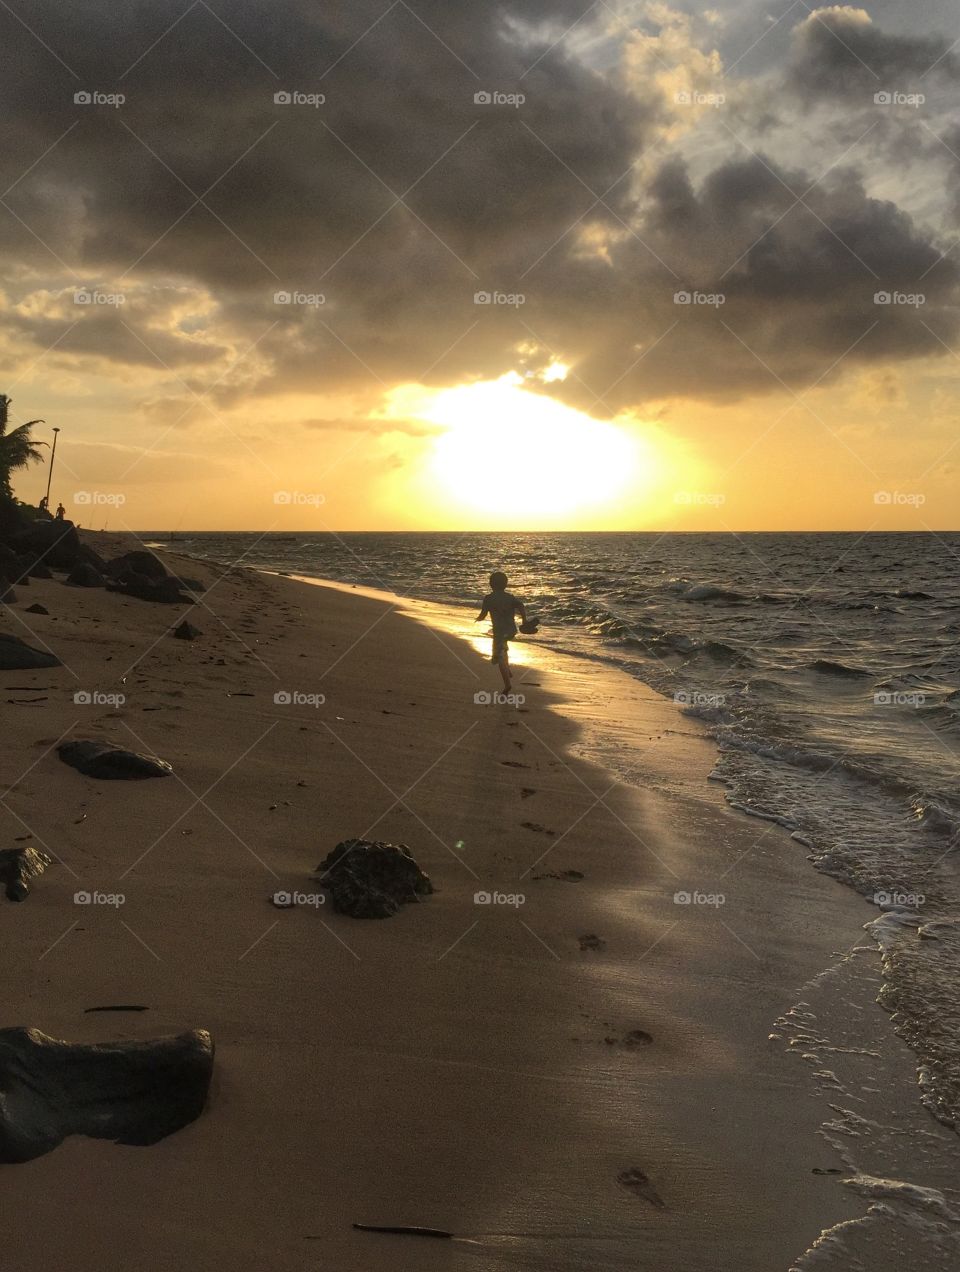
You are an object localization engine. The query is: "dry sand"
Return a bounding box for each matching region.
[0,532,950,1270]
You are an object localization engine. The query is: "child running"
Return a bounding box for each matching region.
[476,571,527,694]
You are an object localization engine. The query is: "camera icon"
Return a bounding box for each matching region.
[273,690,292,705]
[73,690,92,704]
[873,491,892,504]
[74,890,91,904]
[673,291,691,304]
[675,90,691,104]
[874,291,891,304]
[274,91,292,105]
[74,91,92,105]
[673,691,690,704]
[474,91,492,104]
[274,291,291,304]
[273,890,292,906]
[473,690,492,704]
[874,691,892,705]
[874,891,891,906]
[73,491,92,504]
[474,291,491,305]
[273,490,292,504]
[874,91,892,105]
[474,890,492,904]
[74,290,92,305]
[673,891,691,904]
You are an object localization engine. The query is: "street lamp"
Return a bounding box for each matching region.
[43,426,60,510]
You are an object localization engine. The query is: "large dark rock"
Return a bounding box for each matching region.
[12,520,81,569]
[0,634,61,669]
[66,562,104,588]
[315,839,433,919]
[0,586,15,605]
[76,543,108,572]
[0,846,53,901]
[0,1026,214,1162]
[58,740,173,780]
[172,620,201,640]
[106,572,189,604]
[104,550,167,580]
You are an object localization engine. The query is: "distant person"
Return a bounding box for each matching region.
[55,501,65,520]
[38,495,48,513]
[476,571,526,694]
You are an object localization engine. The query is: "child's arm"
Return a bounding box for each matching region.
[475,598,489,622]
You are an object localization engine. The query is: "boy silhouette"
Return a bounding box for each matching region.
[476,571,526,694]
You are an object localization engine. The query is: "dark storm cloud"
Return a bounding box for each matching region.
[785,6,959,99]
[0,0,957,410]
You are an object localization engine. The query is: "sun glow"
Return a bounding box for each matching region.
[393,375,655,525]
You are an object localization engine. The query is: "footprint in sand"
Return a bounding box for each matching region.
[520,788,536,799]
[521,821,556,836]
[617,1168,666,1209]
[500,760,528,769]
[579,934,605,951]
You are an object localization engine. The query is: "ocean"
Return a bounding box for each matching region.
[149,529,960,1129]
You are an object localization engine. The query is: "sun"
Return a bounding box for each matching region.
[406,374,651,524]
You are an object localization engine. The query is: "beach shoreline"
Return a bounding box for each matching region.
[1,532,957,1269]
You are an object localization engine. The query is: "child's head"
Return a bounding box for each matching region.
[489,570,508,592]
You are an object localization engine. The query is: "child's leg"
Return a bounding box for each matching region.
[498,649,512,693]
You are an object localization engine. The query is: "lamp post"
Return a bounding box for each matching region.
[44,426,60,509]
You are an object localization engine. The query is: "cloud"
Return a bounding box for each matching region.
[0,0,957,416]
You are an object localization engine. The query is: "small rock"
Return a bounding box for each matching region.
[58,740,173,780]
[172,621,201,641]
[0,846,53,901]
[24,603,49,615]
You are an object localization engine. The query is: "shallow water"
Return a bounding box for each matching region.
[149,530,960,1129]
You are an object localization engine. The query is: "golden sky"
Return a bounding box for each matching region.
[3,2,959,530]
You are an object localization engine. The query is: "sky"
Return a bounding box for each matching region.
[2,0,959,531]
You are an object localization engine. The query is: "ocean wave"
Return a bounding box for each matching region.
[808,658,873,678]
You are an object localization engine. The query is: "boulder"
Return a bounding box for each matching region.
[314,839,433,919]
[0,846,53,901]
[106,573,189,604]
[76,544,108,572]
[27,561,53,579]
[66,562,104,588]
[12,520,81,569]
[57,740,173,780]
[104,550,167,580]
[0,634,60,669]
[0,586,16,605]
[24,603,49,615]
[0,1026,214,1162]
[172,620,201,640]
[171,576,205,592]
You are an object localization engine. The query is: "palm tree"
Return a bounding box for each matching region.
[0,394,46,502]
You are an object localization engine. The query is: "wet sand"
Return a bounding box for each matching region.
[0,533,950,1269]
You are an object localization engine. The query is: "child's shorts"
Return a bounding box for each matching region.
[491,633,512,662]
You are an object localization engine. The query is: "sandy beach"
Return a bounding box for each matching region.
[1,533,958,1270]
